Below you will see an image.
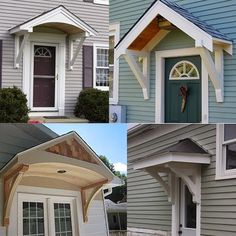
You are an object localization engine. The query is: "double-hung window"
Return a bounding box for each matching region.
[94,44,109,91]
[216,124,236,179]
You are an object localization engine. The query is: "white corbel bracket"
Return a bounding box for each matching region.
[167,164,201,204]
[14,33,30,68]
[145,167,175,204]
[200,47,224,102]
[123,49,150,100]
[68,33,87,70]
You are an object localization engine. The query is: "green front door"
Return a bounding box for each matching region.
[165,56,201,123]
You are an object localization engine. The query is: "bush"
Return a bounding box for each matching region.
[74,88,108,123]
[0,86,30,122]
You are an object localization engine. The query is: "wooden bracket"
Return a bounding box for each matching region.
[14,33,30,68]
[81,179,108,222]
[3,164,29,226]
[124,49,150,100]
[68,34,86,70]
[200,47,224,102]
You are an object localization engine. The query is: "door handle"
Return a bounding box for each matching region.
[178,230,183,235]
[56,74,59,80]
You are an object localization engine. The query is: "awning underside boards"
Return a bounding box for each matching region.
[132,139,211,204]
[9,5,97,69]
[115,0,232,101]
[2,132,116,226]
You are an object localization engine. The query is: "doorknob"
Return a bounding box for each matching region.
[178,230,183,235]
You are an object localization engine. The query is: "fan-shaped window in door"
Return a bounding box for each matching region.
[169,61,200,80]
[34,47,52,58]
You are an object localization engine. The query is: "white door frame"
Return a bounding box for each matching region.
[155,47,209,124]
[172,176,201,236]
[23,32,66,116]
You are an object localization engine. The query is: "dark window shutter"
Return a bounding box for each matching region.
[83,45,93,89]
[0,40,2,88]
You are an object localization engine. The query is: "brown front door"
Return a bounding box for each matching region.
[33,45,56,107]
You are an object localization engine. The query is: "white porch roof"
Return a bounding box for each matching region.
[9,5,97,36]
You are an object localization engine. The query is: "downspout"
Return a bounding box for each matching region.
[102,190,109,236]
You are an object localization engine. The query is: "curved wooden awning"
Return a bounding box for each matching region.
[1,132,118,226]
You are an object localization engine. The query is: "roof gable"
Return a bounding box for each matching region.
[9,5,97,36]
[115,0,232,56]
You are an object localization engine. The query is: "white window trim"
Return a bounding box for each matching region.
[216,124,236,180]
[155,47,209,124]
[13,186,81,236]
[94,0,109,5]
[23,32,66,116]
[93,43,109,91]
[169,60,200,80]
[109,23,120,104]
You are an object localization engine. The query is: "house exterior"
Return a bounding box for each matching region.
[127,124,236,236]
[105,199,127,235]
[110,0,236,124]
[0,0,109,117]
[0,124,121,236]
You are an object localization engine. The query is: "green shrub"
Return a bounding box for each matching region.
[74,88,108,123]
[0,86,30,122]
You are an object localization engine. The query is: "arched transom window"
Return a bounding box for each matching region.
[169,61,200,80]
[34,47,52,58]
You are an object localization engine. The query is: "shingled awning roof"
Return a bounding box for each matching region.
[132,138,211,170]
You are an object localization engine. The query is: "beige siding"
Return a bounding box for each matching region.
[0,0,108,115]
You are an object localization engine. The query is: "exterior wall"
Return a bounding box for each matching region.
[7,185,108,236]
[128,124,236,236]
[111,0,236,123]
[0,0,108,115]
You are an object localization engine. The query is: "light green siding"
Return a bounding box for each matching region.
[128,124,236,235]
[111,0,236,123]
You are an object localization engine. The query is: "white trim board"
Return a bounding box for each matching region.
[155,47,209,124]
[109,22,120,105]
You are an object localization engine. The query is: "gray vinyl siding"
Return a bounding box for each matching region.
[128,124,236,235]
[0,0,108,115]
[111,0,236,123]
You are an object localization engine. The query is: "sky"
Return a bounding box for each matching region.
[45,124,127,174]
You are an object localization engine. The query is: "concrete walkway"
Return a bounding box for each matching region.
[29,116,89,123]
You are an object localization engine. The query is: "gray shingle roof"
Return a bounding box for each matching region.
[153,138,209,155]
[160,0,231,41]
[0,124,57,170]
[116,0,231,48]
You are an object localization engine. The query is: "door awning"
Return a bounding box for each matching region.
[9,5,97,69]
[1,132,121,226]
[9,5,97,36]
[131,139,211,204]
[114,0,233,101]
